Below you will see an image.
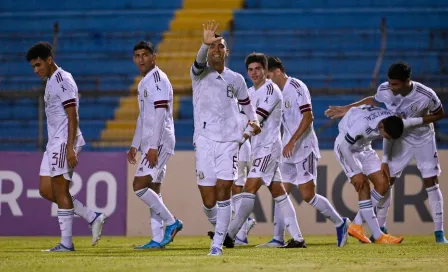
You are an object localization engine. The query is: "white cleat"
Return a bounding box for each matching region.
[208,246,223,256]
[255,238,285,248]
[90,213,107,246]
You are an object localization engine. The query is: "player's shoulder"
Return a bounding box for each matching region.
[377,81,391,92]
[413,81,437,98]
[288,77,306,90]
[225,68,246,82]
[262,80,281,96]
[49,68,74,85]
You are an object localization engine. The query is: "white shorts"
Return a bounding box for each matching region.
[39,144,83,180]
[195,134,239,186]
[388,136,441,178]
[247,152,282,186]
[281,152,318,185]
[235,161,250,187]
[334,134,381,179]
[135,147,171,183]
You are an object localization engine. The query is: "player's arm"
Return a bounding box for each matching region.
[146,80,170,167]
[403,100,445,127]
[191,21,222,79]
[128,113,142,164]
[59,80,79,169]
[283,87,313,158]
[235,77,260,141]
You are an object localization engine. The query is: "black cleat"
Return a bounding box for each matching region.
[278,238,307,248]
[207,231,234,248]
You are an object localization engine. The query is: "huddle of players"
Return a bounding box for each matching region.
[26,20,446,254]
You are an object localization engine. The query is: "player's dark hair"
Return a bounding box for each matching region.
[382,116,404,140]
[214,33,227,47]
[388,62,412,82]
[133,40,155,54]
[245,52,267,70]
[267,56,285,73]
[26,42,53,61]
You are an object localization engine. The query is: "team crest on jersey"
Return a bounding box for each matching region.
[411,103,418,112]
[144,88,148,97]
[285,100,291,108]
[227,84,235,98]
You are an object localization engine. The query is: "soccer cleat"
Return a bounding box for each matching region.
[278,238,307,248]
[255,238,285,248]
[135,240,165,249]
[235,237,248,246]
[208,246,223,256]
[336,217,350,247]
[348,223,371,244]
[89,212,107,246]
[369,226,388,242]
[206,232,235,248]
[247,217,256,235]
[160,218,183,247]
[42,243,75,252]
[435,231,448,244]
[374,234,404,244]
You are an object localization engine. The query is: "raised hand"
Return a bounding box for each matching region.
[203,20,222,45]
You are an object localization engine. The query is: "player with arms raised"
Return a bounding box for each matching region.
[191,21,260,256]
[326,62,447,243]
[259,56,349,247]
[128,41,183,249]
[26,42,106,252]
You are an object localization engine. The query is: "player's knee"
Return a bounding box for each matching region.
[39,186,53,202]
[423,176,438,188]
[216,181,232,201]
[358,181,371,199]
[375,182,389,196]
[133,176,150,192]
[269,182,287,198]
[300,189,316,203]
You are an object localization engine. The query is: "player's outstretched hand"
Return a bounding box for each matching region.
[146,148,158,168]
[66,146,78,169]
[249,121,262,136]
[325,105,348,119]
[282,141,295,158]
[127,147,137,164]
[203,20,222,45]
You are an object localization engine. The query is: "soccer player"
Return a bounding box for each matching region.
[26,42,106,252]
[326,62,447,244]
[223,52,307,253]
[191,21,260,256]
[257,56,350,247]
[128,41,183,249]
[334,105,405,243]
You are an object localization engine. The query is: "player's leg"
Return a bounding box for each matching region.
[297,152,348,247]
[134,151,182,249]
[256,162,295,248]
[376,139,414,234]
[269,174,306,248]
[196,136,218,228]
[233,161,256,245]
[414,137,447,243]
[143,166,166,247]
[208,141,238,256]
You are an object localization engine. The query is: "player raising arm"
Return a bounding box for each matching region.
[191,21,260,256]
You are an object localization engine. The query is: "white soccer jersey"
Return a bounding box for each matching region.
[135,66,175,154]
[281,77,320,163]
[191,65,251,143]
[374,81,442,147]
[338,105,395,150]
[249,80,283,157]
[44,67,83,150]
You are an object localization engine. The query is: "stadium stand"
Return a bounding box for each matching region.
[0,0,447,151]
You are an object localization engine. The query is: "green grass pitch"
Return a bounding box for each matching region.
[1,235,447,271]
